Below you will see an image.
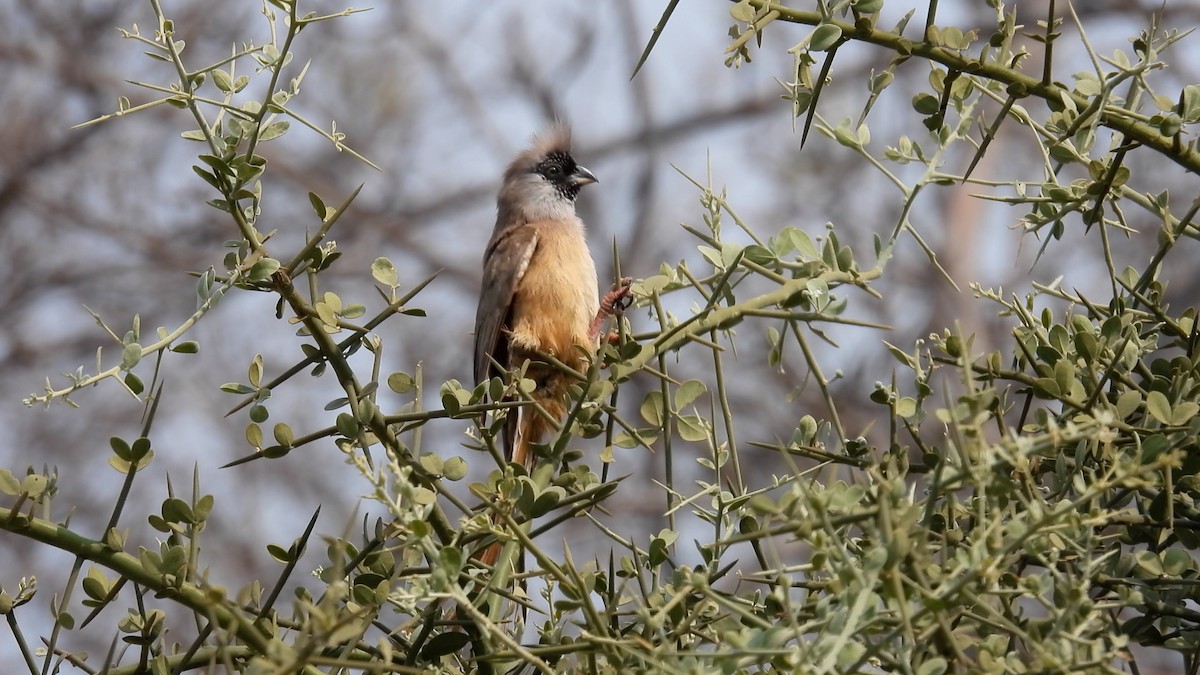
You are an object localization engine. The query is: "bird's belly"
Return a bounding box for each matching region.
[509,231,599,366]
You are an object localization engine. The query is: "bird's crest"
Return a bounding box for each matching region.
[525,121,572,161]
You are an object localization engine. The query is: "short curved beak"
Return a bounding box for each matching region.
[569,165,598,187]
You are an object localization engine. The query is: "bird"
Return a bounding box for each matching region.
[473,123,629,472]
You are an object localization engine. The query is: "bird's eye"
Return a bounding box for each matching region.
[544,164,563,178]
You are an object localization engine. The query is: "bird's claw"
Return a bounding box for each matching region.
[601,277,634,316]
[589,277,634,342]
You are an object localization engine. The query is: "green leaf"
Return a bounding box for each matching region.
[912,92,939,115]
[531,486,566,517]
[269,90,291,112]
[796,415,818,444]
[1140,434,1170,462]
[648,529,677,566]
[273,423,294,447]
[235,155,267,182]
[160,546,187,575]
[248,354,264,388]
[171,341,199,354]
[103,528,126,551]
[110,437,132,456]
[1053,359,1076,398]
[248,258,281,282]
[677,415,709,442]
[211,69,233,92]
[124,372,144,395]
[419,453,443,475]
[854,0,884,14]
[788,228,820,260]
[148,515,169,533]
[882,341,917,368]
[1073,72,1102,97]
[162,498,195,524]
[1073,330,1097,360]
[831,119,862,148]
[335,413,359,438]
[442,457,468,481]
[440,390,461,416]
[806,277,830,309]
[1171,401,1199,426]
[371,257,399,287]
[1031,377,1060,399]
[308,192,327,219]
[730,0,755,22]
[810,24,842,51]
[1159,113,1182,136]
[634,274,671,297]
[767,326,782,366]
[245,423,263,448]
[387,371,415,394]
[673,379,707,411]
[194,495,214,521]
[895,396,917,419]
[829,483,867,510]
[1132,550,1164,577]
[267,544,292,563]
[0,469,20,496]
[1115,390,1142,419]
[640,391,665,426]
[128,437,151,461]
[698,245,724,270]
[120,343,143,370]
[1146,390,1172,424]
[870,69,894,95]
[614,428,658,449]
[420,632,472,660]
[742,244,775,265]
[322,290,343,314]
[258,120,289,142]
[82,567,111,602]
[1162,549,1195,575]
[139,547,163,575]
[1181,84,1200,119]
[192,165,222,189]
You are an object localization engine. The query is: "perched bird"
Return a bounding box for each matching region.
[473,124,627,470]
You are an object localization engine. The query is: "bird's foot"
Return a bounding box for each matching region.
[601,277,634,315]
[590,277,633,340]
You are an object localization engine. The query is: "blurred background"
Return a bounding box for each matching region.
[2,0,1198,668]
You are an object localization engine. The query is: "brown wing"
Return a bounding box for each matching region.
[474,225,539,387]
[474,226,539,460]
